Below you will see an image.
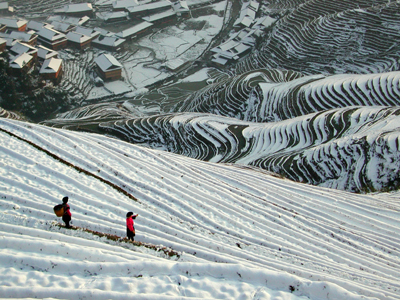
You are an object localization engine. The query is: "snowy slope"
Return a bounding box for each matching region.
[0,118,399,299]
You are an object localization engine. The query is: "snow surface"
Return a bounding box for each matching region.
[0,118,399,299]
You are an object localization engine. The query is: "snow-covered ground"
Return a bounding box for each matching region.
[0,118,399,299]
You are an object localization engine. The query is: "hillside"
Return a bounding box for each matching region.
[44,70,400,193]
[1,118,399,299]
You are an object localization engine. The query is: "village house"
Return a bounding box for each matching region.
[0,36,17,48]
[112,0,138,12]
[0,2,13,16]
[47,15,90,27]
[66,31,91,49]
[211,39,251,66]
[252,15,277,31]
[0,37,6,52]
[95,0,114,9]
[248,0,259,12]
[0,17,27,31]
[36,27,68,50]
[39,57,63,82]
[234,6,256,30]
[60,3,94,17]
[37,45,58,61]
[92,35,126,51]
[0,23,5,32]
[93,27,114,37]
[75,26,101,40]
[9,41,38,58]
[9,30,38,46]
[9,52,34,76]
[230,28,257,46]
[96,11,129,23]
[142,9,176,25]
[127,1,172,18]
[94,53,123,81]
[27,20,53,32]
[50,21,76,33]
[115,21,153,40]
[172,1,190,18]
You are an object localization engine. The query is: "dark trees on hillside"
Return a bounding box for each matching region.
[0,53,69,122]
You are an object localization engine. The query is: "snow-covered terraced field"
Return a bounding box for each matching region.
[173,69,305,120]
[0,118,399,299]
[237,0,400,75]
[0,108,21,121]
[98,106,400,193]
[173,71,400,123]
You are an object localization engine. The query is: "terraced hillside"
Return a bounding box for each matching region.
[237,0,400,75]
[0,107,22,120]
[172,71,400,122]
[99,106,400,193]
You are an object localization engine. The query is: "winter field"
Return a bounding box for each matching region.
[0,118,399,299]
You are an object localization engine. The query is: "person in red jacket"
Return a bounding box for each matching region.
[62,196,72,228]
[126,212,138,241]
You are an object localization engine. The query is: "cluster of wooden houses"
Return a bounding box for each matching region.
[211,0,276,66]
[0,0,192,83]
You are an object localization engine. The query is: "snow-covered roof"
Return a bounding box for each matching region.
[142,9,175,22]
[37,27,66,41]
[66,31,91,44]
[211,55,228,65]
[234,6,256,28]
[0,37,6,45]
[235,16,253,28]
[27,20,53,31]
[51,21,75,33]
[47,15,90,26]
[95,0,114,6]
[40,58,62,74]
[92,35,126,47]
[93,27,115,37]
[9,31,37,43]
[10,42,37,56]
[0,17,27,29]
[63,3,93,13]
[96,11,129,21]
[231,28,256,45]
[1,36,17,47]
[10,52,33,69]
[37,45,58,60]
[115,21,153,38]
[128,1,172,14]
[248,0,259,12]
[75,26,101,38]
[112,0,138,10]
[172,1,189,12]
[95,53,122,72]
[259,16,277,28]
[218,43,250,60]
[211,40,239,53]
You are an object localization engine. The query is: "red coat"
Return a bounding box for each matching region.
[126,217,134,231]
[63,204,71,217]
